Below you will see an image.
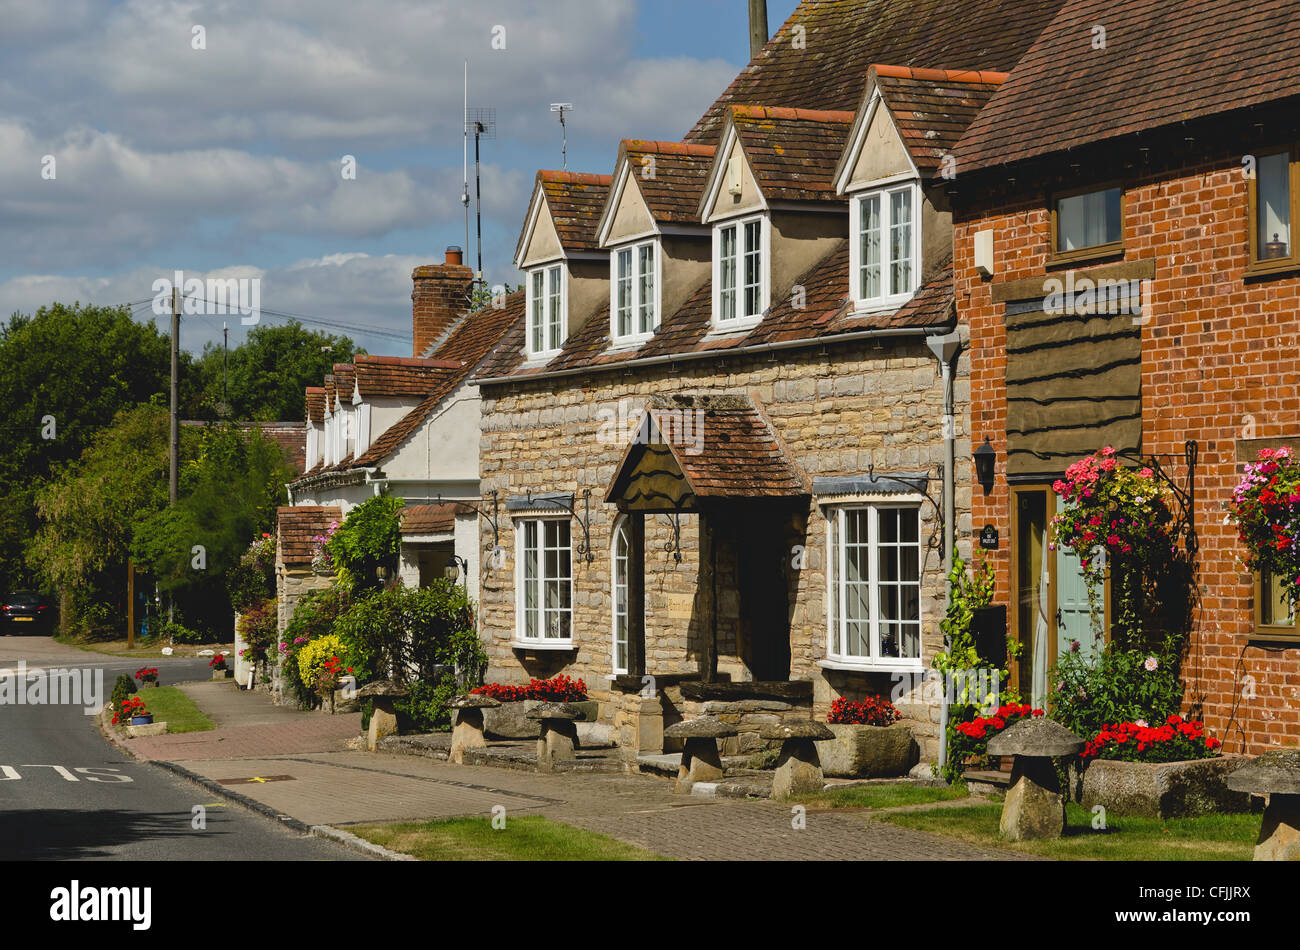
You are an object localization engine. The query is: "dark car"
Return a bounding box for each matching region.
[2,592,51,634]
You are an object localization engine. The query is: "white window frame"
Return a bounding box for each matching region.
[611,515,635,674]
[513,516,574,646]
[711,213,769,331]
[848,177,921,313]
[526,263,566,360]
[609,239,661,345]
[822,501,924,672]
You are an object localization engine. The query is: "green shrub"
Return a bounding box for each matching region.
[325,496,403,593]
[162,620,202,643]
[1050,637,1185,739]
[279,584,352,708]
[110,673,136,708]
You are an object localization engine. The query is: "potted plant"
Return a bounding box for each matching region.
[135,666,159,688]
[209,652,231,679]
[949,702,1044,774]
[819,695,918,777]
[113,696,152,726]
[1074,714,1248,818]
[471,675,593,737]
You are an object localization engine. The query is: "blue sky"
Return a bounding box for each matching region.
[0,0,801,356]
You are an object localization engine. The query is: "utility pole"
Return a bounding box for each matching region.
[170,287,179,505]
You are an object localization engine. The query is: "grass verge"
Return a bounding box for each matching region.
[879,801,1258,860]
[347,815,667,861]
[126,686,214,733]
[793,783,971,810]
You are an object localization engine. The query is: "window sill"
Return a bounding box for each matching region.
[1246,628,1300,645]
[509,640,577,651]
[1045,242,1124,269]
[850,293,917,316]
[819,658,923,674]
[607,335,654,352]
[1244,257,1300,280]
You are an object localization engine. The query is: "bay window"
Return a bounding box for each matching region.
[516,518,573,643]
[850,181,919,310]
[825,504,922,668]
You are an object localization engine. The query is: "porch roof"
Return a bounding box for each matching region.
[277,505,341,567]
[399,503,457,535]
[604,394,808,511]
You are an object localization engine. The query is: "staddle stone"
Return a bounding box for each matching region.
[763,720,833,799]
[448,693,502,709]
[449,694,499,764]
[1227,748,1300,861]
[358,680,409,752]
[665,719,737,793]
[664,717,738,740]
[987,717,1085,758]
[760,721,834,742]
[987,717,1083,841]
[525,702,582,721]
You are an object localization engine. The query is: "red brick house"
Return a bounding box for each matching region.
[952,0,1300,752]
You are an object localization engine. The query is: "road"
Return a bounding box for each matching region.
[0,635,362,860]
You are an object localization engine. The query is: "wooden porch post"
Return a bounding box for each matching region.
[628,511,646,678]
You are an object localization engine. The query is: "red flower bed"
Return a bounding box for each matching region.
[827,695,901,726]
[472,674,588,703]
[1082,715,1222,762]
[112,696,149,725]
[134,667,158,683]
[953,703,1044,740]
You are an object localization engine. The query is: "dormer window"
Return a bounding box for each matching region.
[527,264,565,359]
[850,179,919,311]
[712,214,768,329]
[611,240,658,343]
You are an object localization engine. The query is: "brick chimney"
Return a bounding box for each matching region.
[411,246,473,358]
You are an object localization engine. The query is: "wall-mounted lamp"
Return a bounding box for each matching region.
[974,437,997,493]
[444,553,469,583]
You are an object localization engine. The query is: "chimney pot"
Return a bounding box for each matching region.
[445,245,463,266]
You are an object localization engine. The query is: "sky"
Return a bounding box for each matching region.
[0,0,801,357]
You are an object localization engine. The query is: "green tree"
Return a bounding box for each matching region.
[187,321,358,421]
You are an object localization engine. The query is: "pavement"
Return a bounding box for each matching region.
[111,676,1027,861]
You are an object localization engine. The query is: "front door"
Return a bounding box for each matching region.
[1011,487,1104,708]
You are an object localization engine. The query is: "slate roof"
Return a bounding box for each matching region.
[617,141,716,223]
[400,503,457,535]
[868,66,1006,176]
[686,0,1068,143]
[725,105,854,204]
[473,241,953,383]
[956,0,1300,172]
[353,355,461,399]
[277,505,340,567]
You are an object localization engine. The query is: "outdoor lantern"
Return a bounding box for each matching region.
[444,553,468,582]
[974,436,997,493]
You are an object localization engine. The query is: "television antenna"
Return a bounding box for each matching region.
[465,104,496,291]
[550,103,572,171]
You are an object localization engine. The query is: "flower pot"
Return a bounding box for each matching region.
[139,681,158,688]
[820,722,919,777]
[212,669,231,680]
[130,714,154,725]
[1074,754,1251,818]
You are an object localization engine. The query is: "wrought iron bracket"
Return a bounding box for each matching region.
[660,512,683,562]
[435,489,500,551]
[525,488,595,562]
[866,462,947,559]
[1115,440,1198,555]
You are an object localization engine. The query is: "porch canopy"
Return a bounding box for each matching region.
[603,393,808,682]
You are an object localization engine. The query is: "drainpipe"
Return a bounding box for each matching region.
[926,330,962,776]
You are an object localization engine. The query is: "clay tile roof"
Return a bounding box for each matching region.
[353,355,463,399]
[728,105,854,203]
[686,0,1067,144]
[869,65,1006,175]
[606,395,807,503]
[400,503,457,535]
[536,170,613,254]
[305,388,326,425]
[957,0,1300,172]
[348,290,524,469]
[618,140,716,223]
[277,505,340,567]
[322,374,336,411]
[331,364,355,405]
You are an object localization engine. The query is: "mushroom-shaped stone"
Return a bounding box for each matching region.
[355,681,410,752]
[527,703,583,772]
[1226,748,1300,861]
[761,721,835,800]
[664,718,739,793]
[985,717,1084,841]
[447,694,502,764]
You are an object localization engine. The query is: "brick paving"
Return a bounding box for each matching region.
[126,684,1029,860]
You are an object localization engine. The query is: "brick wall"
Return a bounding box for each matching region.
[477,338,974,761]
[956,137,1300,753]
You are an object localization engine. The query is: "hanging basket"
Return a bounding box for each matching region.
[311,553,332,576]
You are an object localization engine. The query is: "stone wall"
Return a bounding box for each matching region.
[478,337,973,750]
[272,563,334,705]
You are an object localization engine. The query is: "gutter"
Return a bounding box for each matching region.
[470,323,952,389]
